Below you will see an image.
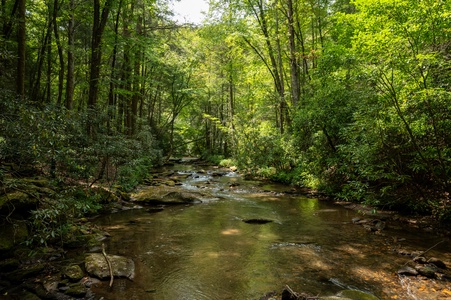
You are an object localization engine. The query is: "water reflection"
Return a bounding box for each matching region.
[92,167,451,300]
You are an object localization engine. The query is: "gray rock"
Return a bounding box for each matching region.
[85,253,135,280]
[428,257,447,269]
[352,217,361,224]
[416,265,436,278]
[397,266,418,276]
[413,256,427,264]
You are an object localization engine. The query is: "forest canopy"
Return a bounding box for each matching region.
[1,0,451,220]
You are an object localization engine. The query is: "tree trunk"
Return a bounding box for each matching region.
[107,0,122,128]
[52,0,64,106]
[17,0,25,98]
[287,0,300,107]
[131,14,143,136]
[65,0,75,109]
[87,0,113,134]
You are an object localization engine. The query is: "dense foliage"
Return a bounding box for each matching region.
[1,0,451,227]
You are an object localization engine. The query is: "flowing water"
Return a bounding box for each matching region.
[91,164,451,299]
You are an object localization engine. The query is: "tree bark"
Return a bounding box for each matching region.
[87,0,114,134]
[17,0,25,98]
[287,0,300,107]
[65,0,75,109]
[52,0,64,106]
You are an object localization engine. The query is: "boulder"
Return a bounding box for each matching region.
[85,253,135,280]
[7,263,45,283]
[0,258,20,272]
[416,265,436,278]
[397,266,418,276]
[428,257,447,269]
[65,284,87,298]
[0,191,37,214]
[62,265,84,282]
[132,187,204,205]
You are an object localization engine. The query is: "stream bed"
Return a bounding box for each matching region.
[91,164,451,299]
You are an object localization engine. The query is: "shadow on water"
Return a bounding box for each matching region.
[91,165,451,300]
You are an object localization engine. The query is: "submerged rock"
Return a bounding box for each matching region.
[416,265,437,278]
[397,266,419,276]
[428,257,447,269]
[85,253,135,280]
[337,290,380,300]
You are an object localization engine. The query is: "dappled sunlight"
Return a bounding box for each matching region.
[335,244,367,259]
[221,228,241,235]
[102,224,126,230]
[203,251,243,258]
[256,231,278,241]
[92,164,451,300]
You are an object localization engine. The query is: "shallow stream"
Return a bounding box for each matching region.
[91,164,451,299]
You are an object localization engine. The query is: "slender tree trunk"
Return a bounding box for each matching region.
[107,0,122,128]
[3,0,18,39]
[31,24,51,102]
[245,0,286,132]
[131,14,143,136]
[52,0,64,105]
[45,30,52,103]
[87,0,113,134]
[17,0,25,98]
[65,0,75,109]
[275,2,285,133]
[287,0,300,107]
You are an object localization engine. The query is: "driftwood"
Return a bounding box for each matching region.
[102,243,114,288]
[404,240,444,266]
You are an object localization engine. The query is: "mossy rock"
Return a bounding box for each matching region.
[338,290,379,300]
[132,186,204,205]
[0,191,37,213]
[0,221,28,252]
[7,263,45,282]
[18,291,41,300]
[63,265,84,282]
[0,258,20,272]
[65,284,87,298]
[90,187,120,204]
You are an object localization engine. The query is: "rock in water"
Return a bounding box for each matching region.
[428,257,447,269]
[416,265,437,278]
[338,290,380,300]
[397,266,418,276]
[85,253,135,280]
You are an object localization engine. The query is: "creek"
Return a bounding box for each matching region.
[91,163,451,299]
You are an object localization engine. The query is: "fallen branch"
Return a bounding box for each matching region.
[404,240,445,266]
[102,243,114,288]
